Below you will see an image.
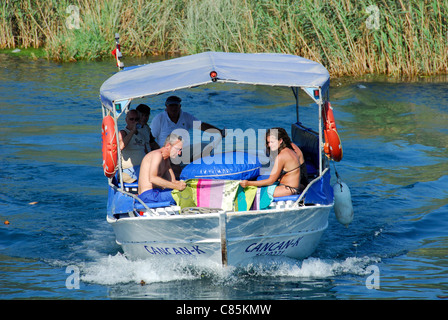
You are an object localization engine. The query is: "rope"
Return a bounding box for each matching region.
[332,161,343,192]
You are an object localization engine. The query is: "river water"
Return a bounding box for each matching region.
[0,54,447,301]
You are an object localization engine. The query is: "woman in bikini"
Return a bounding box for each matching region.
[239,127,307,197]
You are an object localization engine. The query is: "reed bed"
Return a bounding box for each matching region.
[1,0,447,76]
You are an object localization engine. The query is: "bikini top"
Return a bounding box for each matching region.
[279,164,301,180]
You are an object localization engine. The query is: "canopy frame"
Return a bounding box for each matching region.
[100,52,330,190]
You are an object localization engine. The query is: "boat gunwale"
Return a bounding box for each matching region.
[107,202,333,224]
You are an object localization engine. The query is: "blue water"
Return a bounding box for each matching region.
[0,54,447,300]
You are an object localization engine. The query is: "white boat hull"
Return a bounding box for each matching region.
[107,204,331,266]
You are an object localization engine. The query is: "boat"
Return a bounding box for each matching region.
[100,50,350,267]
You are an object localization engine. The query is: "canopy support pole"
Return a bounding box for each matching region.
[292,87,299,123]
[318,91,323,175]
[219,212,228,266]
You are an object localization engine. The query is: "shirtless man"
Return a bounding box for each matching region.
[138,133,186,204]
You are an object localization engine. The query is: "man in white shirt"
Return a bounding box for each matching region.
[150,96,225,147]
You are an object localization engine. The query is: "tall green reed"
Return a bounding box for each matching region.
[1,0,446,77]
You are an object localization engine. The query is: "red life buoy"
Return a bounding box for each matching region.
[322,101,343,162]
[102,115,118,177]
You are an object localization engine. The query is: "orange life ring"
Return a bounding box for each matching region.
[322,101,343,162]
[102,115,118,177]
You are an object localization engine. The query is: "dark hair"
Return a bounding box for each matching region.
[265,127,293,156]
[136,104,150,114]
[165,96,181,105]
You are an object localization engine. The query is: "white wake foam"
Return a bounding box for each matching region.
[79,253,381,286]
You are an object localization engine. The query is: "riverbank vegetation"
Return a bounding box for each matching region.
[1,0,447,76]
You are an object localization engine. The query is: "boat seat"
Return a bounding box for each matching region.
[110,173,173,211]
[291,122,320,179]
[272,194,300,202]
[134,201,173,210]
[123,182,138,193]
[111,173,140,193]
[122,175,301,210]
[256,174,303,203]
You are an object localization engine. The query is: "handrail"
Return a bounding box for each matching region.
[108,179,151,214]
[293,167,330,207]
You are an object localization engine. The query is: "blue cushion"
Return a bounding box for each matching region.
[256,176,302,202]
[272,195,300,202]
[256,174,269,180]
[124,182,138,188]
[180,151,261,180]
[134,201,173,210]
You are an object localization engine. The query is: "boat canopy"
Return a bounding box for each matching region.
[100,52,330,110]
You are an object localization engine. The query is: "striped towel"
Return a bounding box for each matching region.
[172,179,257,212]
[250,183,277,210]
